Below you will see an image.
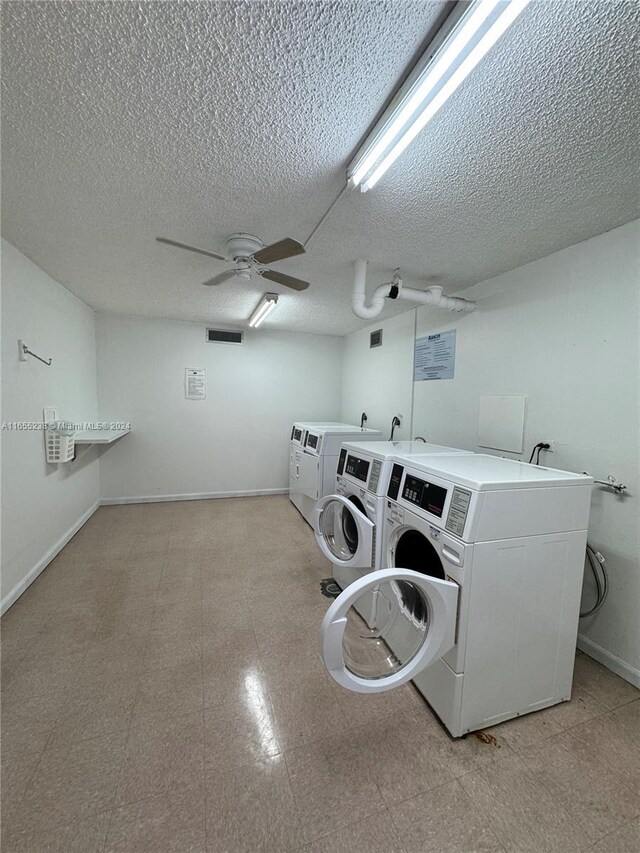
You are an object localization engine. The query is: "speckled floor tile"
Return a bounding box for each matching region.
[545,685,608,730]
[205,755,303,852]
[19,731,127,826]
[204,691,282,774]
[572,654,639,710]
[1,810,112,853]
[0,709,57,759]
[568,700,640,785]
[390,779,505,853]
[590,818,640,852]
[1,751,42,823]
[133,661,204,722]
[48,672,139,748]
[519,729,639,843]
[115,712,204,806]
[330,677,430,727]
[2,498,638,853]
[459,753,590,852]
[302,809,405,853]
[358,711,456,806]
[285,730,385,843]
[269,670,349,750]
[488,708,564,751]
[106,783,205,852]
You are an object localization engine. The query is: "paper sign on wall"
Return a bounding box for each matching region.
[185,369,206,400]
[414,330,456,381]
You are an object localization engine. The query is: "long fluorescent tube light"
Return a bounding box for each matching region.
[349,0,531,192]
[248,293,279,328]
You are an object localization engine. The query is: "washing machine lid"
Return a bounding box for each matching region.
[321,568,458,693]
[301,424,384,435]
[313,494,375,568]
[340,440,472,461]
[393,454,594,491]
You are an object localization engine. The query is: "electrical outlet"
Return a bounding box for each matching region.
[545,441,556,453]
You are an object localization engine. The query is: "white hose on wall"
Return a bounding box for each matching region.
[351,259,476,319]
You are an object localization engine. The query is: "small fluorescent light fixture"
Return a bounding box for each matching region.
[248,293,279,328]
[349,0,531,192]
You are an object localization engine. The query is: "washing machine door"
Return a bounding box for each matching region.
[313,494,374,569]
[321,567,458,693]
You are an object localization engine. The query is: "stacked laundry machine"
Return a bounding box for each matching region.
[314,449,594,737]
[288,422,383,526]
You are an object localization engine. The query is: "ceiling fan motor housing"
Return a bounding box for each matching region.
[226,233,263,261]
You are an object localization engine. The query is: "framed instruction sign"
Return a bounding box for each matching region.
[414,330,456,381]
[185,368,206,400]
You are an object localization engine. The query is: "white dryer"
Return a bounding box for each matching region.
[288,423,383,527]
[313,441,473,595]
[319,454,593,737]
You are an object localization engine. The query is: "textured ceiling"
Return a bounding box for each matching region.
[2,0,639,336]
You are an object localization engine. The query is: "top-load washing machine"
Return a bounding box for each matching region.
[288,423,383,526]
[313,441,473,594]
[319,454,593,737]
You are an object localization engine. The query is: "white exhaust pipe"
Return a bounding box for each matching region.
[400,285,477,313]
[351,260,476,319]
[352,260,391,319]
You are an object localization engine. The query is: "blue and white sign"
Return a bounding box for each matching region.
[414,330,456,381]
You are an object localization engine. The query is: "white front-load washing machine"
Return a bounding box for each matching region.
[288,423,383,526]
[319,454,593,737]
[312,441,473,595]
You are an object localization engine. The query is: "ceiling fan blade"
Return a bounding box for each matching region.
[260,269,309,291]
[157,237,226,261]
[202,270,238,287]
[252,237,305,265]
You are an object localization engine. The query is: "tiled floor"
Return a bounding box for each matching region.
[1,496,638,852]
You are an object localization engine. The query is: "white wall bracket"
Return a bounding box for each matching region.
[19,339,52,366]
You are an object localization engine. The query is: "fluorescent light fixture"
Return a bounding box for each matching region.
[248,293,279,328]
[349,0,531,192]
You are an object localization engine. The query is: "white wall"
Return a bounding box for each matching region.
[96,314,343,501]
[341,310,416,440]
[1,240,100,611]
[412,221,640,684]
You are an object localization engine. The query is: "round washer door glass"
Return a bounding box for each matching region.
[341,577,430,679]
[341,496,366,555]
[322,568,458,694]
[314,494,375,569]
[316,496,370,563]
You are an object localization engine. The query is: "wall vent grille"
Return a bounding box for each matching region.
[370,329,383,348]
[206,329,243,345]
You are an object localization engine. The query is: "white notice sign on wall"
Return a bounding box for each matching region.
[185,369,206,400]
[414,330,456,381]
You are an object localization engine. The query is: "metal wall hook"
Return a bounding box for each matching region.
[18,340,52,366]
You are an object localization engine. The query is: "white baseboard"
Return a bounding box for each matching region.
[100,488,288,505]
[577,633,640,688]
[0,501,100,615]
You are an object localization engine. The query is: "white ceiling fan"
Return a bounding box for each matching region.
[156,232,309,291]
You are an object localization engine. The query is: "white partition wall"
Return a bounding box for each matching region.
[1,240,100,611]
[340,310,416,441]
[96,314,343,502]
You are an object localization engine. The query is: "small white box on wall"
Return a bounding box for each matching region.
[478,395,526,453]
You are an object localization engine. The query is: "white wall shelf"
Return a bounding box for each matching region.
[74,428,130,445]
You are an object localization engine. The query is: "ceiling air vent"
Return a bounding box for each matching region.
[206,328,243,345]
[370,329,383,348]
